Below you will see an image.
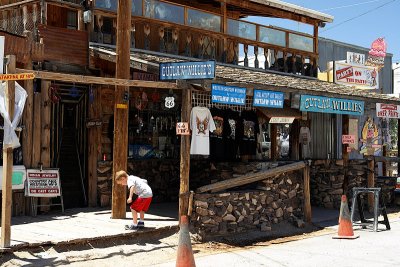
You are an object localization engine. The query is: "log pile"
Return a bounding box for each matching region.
[190,171,304,240]
[310,160,367,209]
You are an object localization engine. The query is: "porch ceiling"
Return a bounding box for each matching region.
[89,44,400,104]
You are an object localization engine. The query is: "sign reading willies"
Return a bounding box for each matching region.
[300,95,364,116]
[159,60,215,80]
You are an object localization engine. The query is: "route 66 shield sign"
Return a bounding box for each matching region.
[164,96,175,109]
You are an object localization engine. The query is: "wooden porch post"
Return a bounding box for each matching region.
[1,55,15,248]
[342,115,349,195]
[303,164,311,223]
[179,82,191,218]
[111,0,131,219]
[367,157,375,209]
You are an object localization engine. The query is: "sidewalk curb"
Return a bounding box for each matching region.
[0,225,179,254]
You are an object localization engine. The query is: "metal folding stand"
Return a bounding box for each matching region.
[350,187,390,232]
[30,187,65,216]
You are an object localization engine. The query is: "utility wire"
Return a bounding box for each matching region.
[321,0,399,32]
[321,0,385,11]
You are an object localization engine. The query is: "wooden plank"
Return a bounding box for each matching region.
[303,164,311,223]
[16,68,178,89]
[1,55,15,248]
[39,80,51,212]
[196,161,306,193]
[22,59,34,168]
[367,158,375,209]
[88,85,101,207]
[374,156,400,163]
[342,114,349,194]
[179,82,191,217]
[111,0,131,219]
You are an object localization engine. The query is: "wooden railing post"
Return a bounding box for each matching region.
[303,163,311,223]
[1,55,16,248]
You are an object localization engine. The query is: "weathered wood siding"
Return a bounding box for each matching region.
[38,24,88,66]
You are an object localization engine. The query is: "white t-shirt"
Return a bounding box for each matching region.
[127,175,153,198]
[190,106,216,155]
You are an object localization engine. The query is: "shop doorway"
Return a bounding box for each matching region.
[51,83,88,209]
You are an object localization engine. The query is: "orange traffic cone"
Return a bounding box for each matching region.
[333,195,359,239]
[176,215,196,267]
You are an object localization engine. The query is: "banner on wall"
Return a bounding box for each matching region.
[253,90,284,108]
[159,60,215,80]
[300,95,364,116]
[211,83,247,105]
[334,62,379,89]
[376,103,400,118]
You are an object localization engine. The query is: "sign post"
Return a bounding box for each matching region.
[1,55,15,248]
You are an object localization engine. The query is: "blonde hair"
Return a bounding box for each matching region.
[115,170,128,181]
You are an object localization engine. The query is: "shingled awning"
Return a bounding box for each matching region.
[90,45,400,104]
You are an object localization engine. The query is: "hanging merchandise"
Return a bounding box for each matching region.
[0,81,28,149]
[209,107,226,161]
[48,83,60,103]
[190,106,216,155]
[224,109,240,160]
[299,126,311,159]
[162,89,178,111]
[134,89,148,111]
[238,110,259,156]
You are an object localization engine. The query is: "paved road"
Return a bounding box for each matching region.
[155,217,400,267]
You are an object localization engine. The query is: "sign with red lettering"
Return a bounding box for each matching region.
[25,169,61,197]
[342,135,355,144]
[0,73,35,81]
[376,103,400,118]
[176,122,190,135]
[334,62,379,90]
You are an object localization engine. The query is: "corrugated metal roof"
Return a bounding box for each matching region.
[90,45,400,104]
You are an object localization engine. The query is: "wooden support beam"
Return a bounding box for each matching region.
[367,158,375,209]
[303,164,311,223]
[342,115,349,195]
[111,0,132,219]
[1,55,15,248]
[88,86,101,207]
[15,68,177,89]
[179,81,191,217]
[196,161,306,193]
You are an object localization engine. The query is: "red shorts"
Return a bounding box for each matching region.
[130,197,152,212]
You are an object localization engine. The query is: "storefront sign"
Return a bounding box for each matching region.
[26,169,61,197]
[334,62,379,89]
[346,52,365,65]
[0,165,26,190]
[176,122,190,135]
[342,135,355,144]
[86,119,102,128]
[253,90,284,108]
[300,95,364,116]
[159,60,215,80]
[376,103,400,118]
[211,83,246,105]
[269,117,295,124]
[0,73,35,81]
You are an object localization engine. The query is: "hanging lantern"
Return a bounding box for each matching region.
[365,37,387,69]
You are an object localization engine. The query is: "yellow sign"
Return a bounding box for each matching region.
[0,73,35,81]
[116,103,128,109]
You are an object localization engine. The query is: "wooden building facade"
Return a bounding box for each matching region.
[0,0,399,239]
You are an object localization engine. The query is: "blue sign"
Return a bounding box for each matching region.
[211,84,247,105]
[253,90,284,108]
[159,60,215,80]
[300,94,364,116]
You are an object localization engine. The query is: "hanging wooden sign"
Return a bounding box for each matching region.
[176,122,190,135]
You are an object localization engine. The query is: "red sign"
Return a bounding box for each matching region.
[342,135,355,144]
[335,66,353,80]
[176,122,190,135]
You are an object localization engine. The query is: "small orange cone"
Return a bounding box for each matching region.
[333,195,359,239]
[176,215,196,267]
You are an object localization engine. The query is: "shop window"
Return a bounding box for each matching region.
[260,122,271,160]
[67,10,78,30]
[126,88,181,160]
